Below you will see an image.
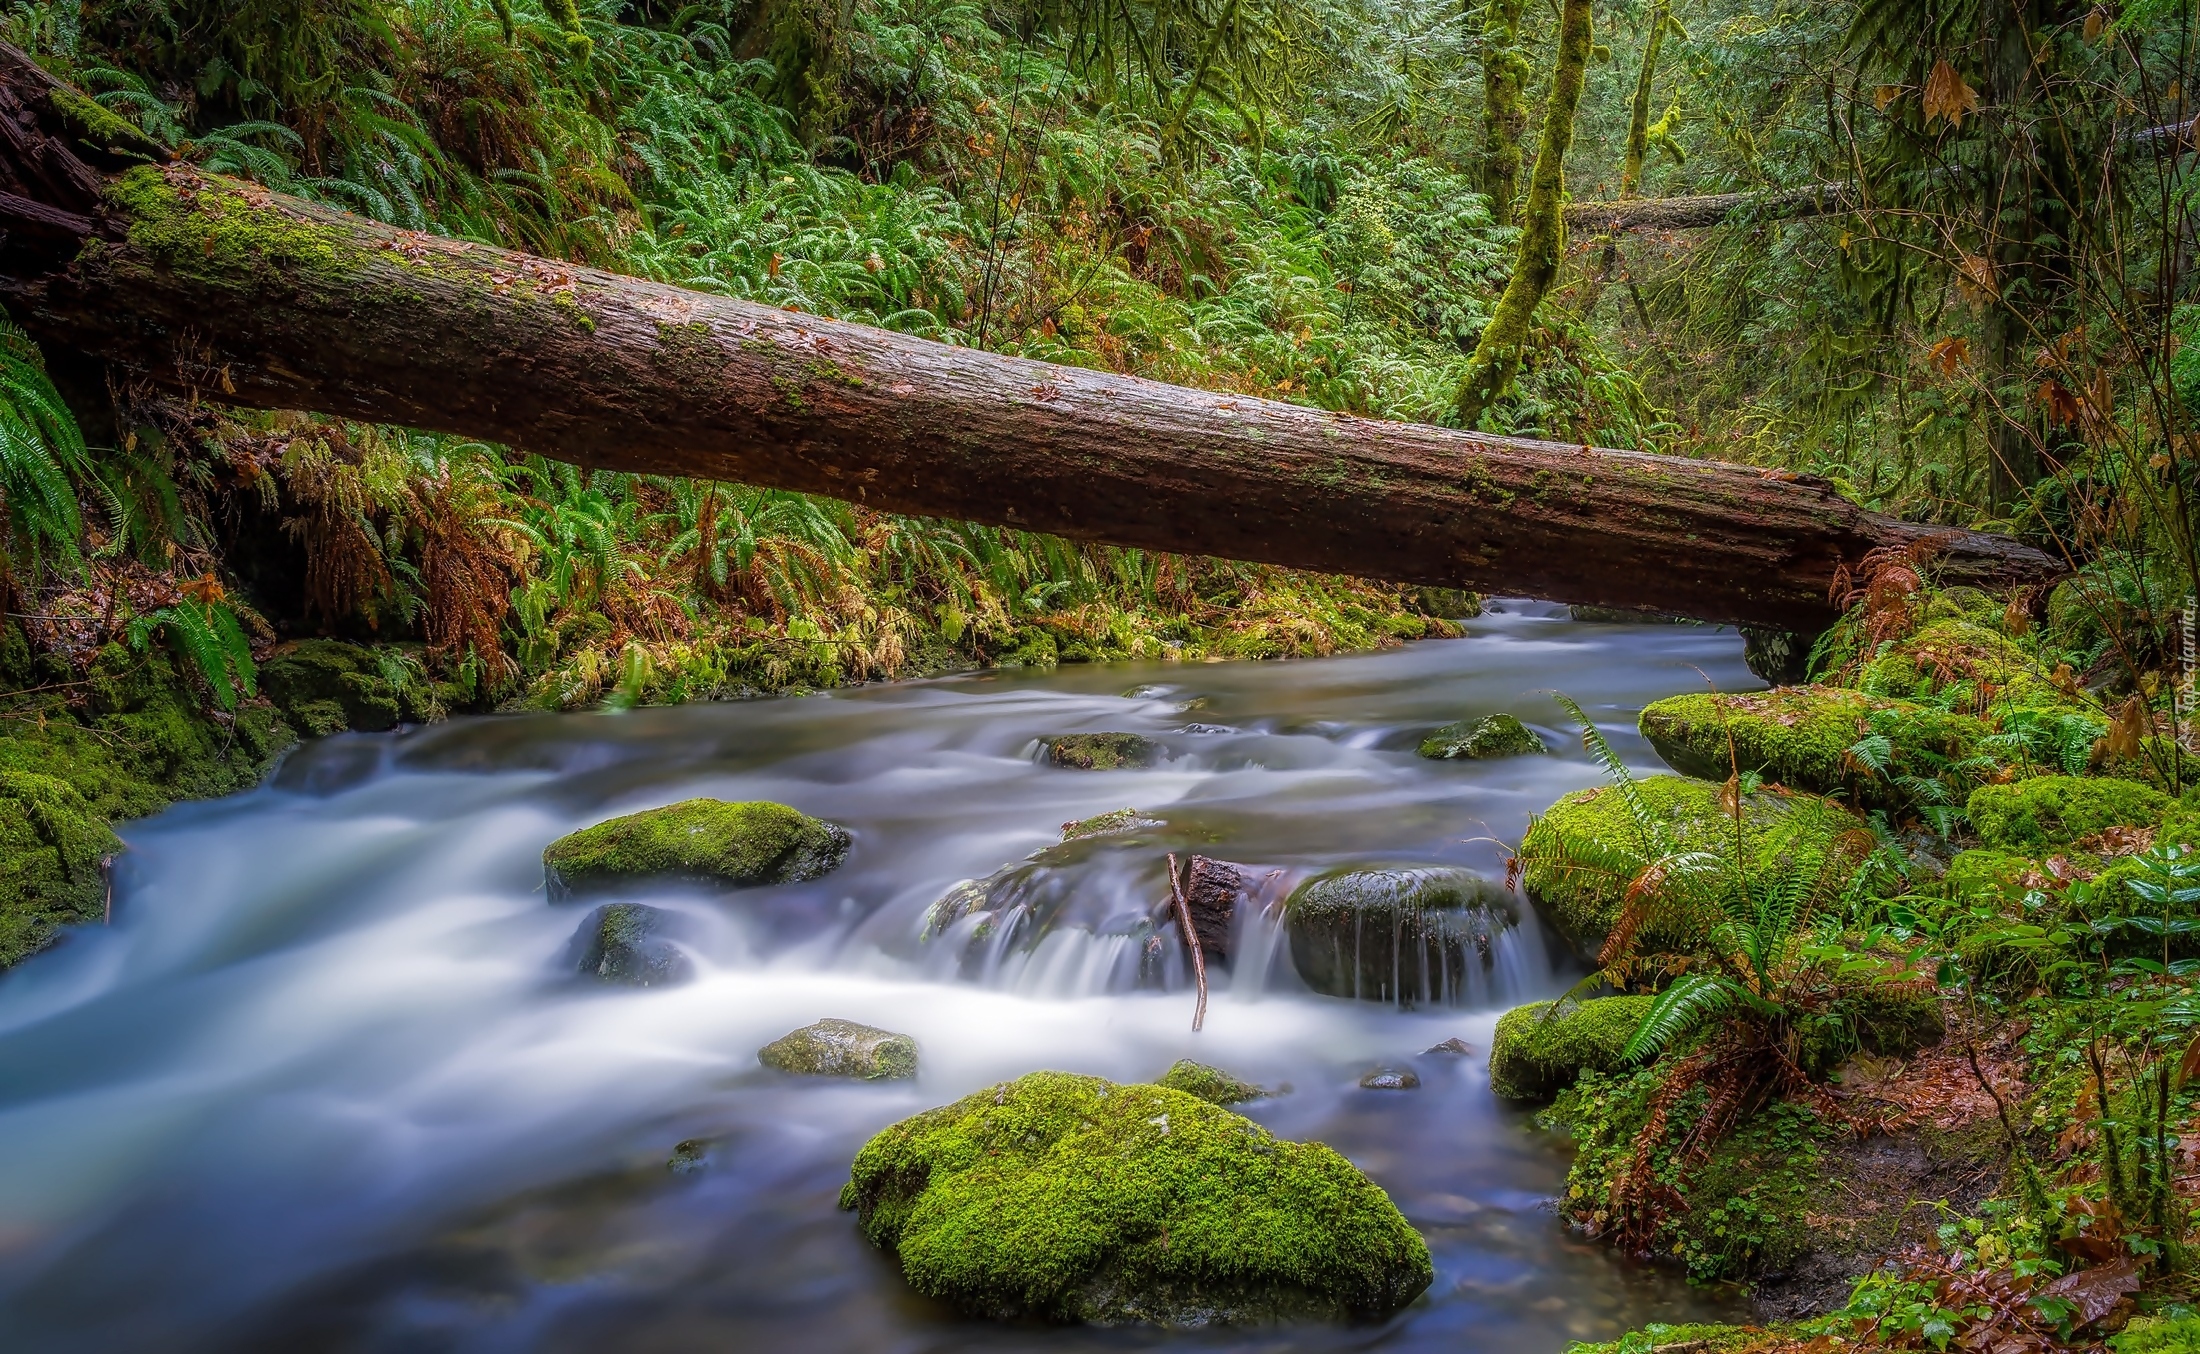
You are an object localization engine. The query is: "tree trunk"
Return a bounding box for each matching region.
[0,44,2059,633]
[1618,0,1668,200]
[1456,0,1593,426]
[1480,0,1528,227]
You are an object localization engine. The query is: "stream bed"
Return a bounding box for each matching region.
[0,604,1761,1352]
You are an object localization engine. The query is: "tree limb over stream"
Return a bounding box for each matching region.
[0,44,2058,633]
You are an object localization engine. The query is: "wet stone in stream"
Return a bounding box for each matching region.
[568,902,693,987]
[758,1018,918,1080]
[1042,732,1161,769]
[1285,867,1520,1007]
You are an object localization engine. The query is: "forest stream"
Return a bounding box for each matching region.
[0,607,1757,1352]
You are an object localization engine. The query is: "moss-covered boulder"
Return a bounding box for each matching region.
[758,1018,918,1079]
[1520,776,1878,960]
[1860,618,2073,714]
[1044,733,1160,770]
[570,902,693,986]
[1488,997,1652,1101]
[1417,713,1546,760]
[1638,686,1986,809]
[839,1071,1432,1324]
[1966,776,2167,851]
[259,639,404,735]
[1285,867,1516,1006]
[543,798,850,901]
[0,772,123,968]
[1156,1059,1265,1105]
[0,641,294,968]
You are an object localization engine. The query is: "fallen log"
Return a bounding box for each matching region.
[0,46,2059,631]
[1563,183,1852,233]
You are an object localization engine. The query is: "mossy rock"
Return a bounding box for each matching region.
[1938,849,2050,909]
[569,902,693,987]
[1569,605,1688,624]
[1156,1059,1265,1105]
[0,642,294,968]
[0,771,123,968]
[259,639,403,735]
[1520,776,1878,960]
[1285,866,1516,1006]
[1488,997,1652,1101]
[1416,713,1546,760]
[838,1070,1432,1324]
[1412,587,1483,618]
[1061,808,1162,842]
[1638,686,1985,809]
[543,799,850,901]
[1965,775,2167,851]
[2111,1315,2200,1354]
[1044,733,1160,770]
[759,1018,918,1079]
[1797,982,1945,1077]
[1860,618,2074,714]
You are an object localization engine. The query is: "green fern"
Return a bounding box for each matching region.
[0,318,91,579]
[127,600,258,711]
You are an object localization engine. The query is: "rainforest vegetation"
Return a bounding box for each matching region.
[5,0,2200,1348]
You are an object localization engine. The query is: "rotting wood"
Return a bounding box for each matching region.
[1178,855,1243,965]
[0,44,2062,631]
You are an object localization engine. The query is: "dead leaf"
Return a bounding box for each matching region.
[1874,84,1903,111]
[2084,6,2107,42]
[1924,60,1980,129]
[1959,253,2001,299]
[2181,1032,2200,1085]
[2040,1256,2141,1325]
[1929,335,1972,377]
[2039,379,2082,426]
[2106,693,2149,761]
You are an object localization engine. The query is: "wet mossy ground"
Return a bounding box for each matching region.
[0,638,298,967]
[839,1070,1432,1325]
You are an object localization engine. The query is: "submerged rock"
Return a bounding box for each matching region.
[1156,1059,1266,1105]
[1488,997,1651,1101]
[543,798,850,902]
[570,902,693,987]
[1416,713,1546,760]
[758,1018,919,1080]
[839,1071,1432,1324]
[1060,807,1163,842]
[1638,686,1985,810]
[1044,733,1160,770]
[1423,1037,1473,1056]
[1358,1068,1420,1090]
[668,1138,713,1174]
[1285,867,1516,1006]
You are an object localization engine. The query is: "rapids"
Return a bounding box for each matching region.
[0,603,1760,1351]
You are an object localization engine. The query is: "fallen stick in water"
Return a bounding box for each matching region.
[1165,852,1209,1033]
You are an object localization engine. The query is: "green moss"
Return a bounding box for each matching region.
[1965,775,2167,850]
[572,902,692,986]
[1939,849,2049,909]
[1638,686,1985,809]
[1417,712,1545,760]
[2113,1315,2200,1354]
[260,640,405,735]
[1859,618,2073,715]
[47,86,162,156]
[1156,1059,1266,1105]
[0,642,296,967]
[1519,775,1877,958]
[1043,732,1159,770]
[838,1070,1432,1324]
[543,798,850,900]
[1488,996,1651,1100]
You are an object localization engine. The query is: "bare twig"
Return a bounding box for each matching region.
[1165,851,1208,1033]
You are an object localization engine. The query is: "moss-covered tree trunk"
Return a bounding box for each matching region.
[1618,0,1668,199]
[1455,0,1593,427]
[0,43,2061,631]
[1480,0,1528,227]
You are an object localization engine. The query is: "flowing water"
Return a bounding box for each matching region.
[0,604,1762,1352]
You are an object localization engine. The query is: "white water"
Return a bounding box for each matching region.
[0,604,1756,1352]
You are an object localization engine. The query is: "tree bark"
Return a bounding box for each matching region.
[0,44,2060,633]
[1563,183,1852,232]
[1479,0,1528,227]
[1618,0,1669,200]
[1455,0,1593,426]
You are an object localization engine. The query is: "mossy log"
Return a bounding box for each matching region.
[0,44,2058,631]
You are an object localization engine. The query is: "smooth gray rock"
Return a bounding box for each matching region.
[758,1018,919,1080]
